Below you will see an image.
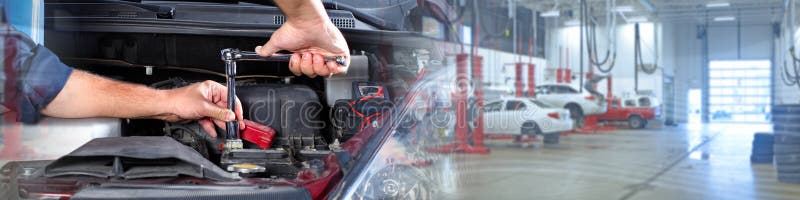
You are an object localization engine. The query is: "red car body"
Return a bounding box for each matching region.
[597,98,655,129]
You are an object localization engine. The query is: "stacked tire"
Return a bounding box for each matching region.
[773,105,800,184]
[751,133,774,163]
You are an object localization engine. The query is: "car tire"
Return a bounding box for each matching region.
[778,172,800,184]
[776,134,800,144]
[752,147,774,155]
[565,104,585,129]
[753,133,775,143]
[777,164,800,173]
[543,133,560,144]
[775,153,800,165]
[521,122,541,136]
[628,115,646,129]
[775,144,800,154]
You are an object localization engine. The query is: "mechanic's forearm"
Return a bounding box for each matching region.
[41,70,170,119]
[273,0,328,23]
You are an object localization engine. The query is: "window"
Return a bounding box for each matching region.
[638,97,652,107]
[535,86,550,95]
[552,86,578,94]
[625,100,637,107]
[529,99,553,108]
[484,102,503,112]
[505,100,526,111]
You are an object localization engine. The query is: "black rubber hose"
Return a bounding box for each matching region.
[780,60,798,86]
[583,0,615,70]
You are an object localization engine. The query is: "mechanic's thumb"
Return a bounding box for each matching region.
[255,42,280,57]
[203,103,236,122]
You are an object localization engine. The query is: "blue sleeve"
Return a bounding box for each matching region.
[1,24,73,123]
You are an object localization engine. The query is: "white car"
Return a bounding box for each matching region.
[534,84,608,127]
[482,97,573,143]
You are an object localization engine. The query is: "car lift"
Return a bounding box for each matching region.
[570,72,616,134]
[482,38,542,145]
[426,54,490,154]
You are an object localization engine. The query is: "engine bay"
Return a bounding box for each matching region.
[0,2,444,199]
[34,25,433,183]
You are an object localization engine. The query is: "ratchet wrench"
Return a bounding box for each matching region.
[219,48,346,150]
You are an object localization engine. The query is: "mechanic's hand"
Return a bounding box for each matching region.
[159,80,245,137]
[255,18,350,78]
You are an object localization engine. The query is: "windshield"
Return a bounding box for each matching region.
[529,99,553,108]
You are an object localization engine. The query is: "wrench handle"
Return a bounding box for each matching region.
[234,50,346,66]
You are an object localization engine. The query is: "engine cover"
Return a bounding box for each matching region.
[238,84,327,150]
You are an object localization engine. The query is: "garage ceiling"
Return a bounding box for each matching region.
[519,0,784,24]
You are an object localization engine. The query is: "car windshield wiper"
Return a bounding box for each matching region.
[49,0,175,18]
[124,0,400,30]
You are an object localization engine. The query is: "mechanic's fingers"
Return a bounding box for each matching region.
[312,54,330,77]
[202,102,236,122]
[235,97,245,130]
[212,119,226,131]
[289,53,302,76]
[255,44,279,57]
[326,60,341,75]
[199,119,218,137]
[300,52,316,77]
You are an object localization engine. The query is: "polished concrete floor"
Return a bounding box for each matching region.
[430,123,800,200]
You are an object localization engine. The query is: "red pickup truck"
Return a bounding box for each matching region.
[597,98,655,129]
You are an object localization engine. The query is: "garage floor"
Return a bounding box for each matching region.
[432,123,800,200]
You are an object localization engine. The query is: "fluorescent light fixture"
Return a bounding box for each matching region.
[706,2,730,8]
[713,16,736,21]
[540,10,560,17]
[564,19,580,26]
[614,5,634,13]
[626,16,649,23]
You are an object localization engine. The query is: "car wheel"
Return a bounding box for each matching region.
[628,115,645,129]
[565,104,585,129]
[521,122,541,136]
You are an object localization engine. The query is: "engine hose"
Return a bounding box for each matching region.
[634,23,658,74]
[582,0,617,70]
[780,60,798,86]
[789,53,800,89]
[781,0,800,87]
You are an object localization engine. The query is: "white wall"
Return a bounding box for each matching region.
[662,22,701,123]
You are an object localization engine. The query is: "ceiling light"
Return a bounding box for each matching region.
[713,16,736,21]
[540,10,560,18]
[614,5,634,13]
[626,16,649,23]
[564,19,580,26]
[706,2,730,8]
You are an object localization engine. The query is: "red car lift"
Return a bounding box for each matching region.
[515,63,524,97]
[572,73,616,133]
[427,54,489,154]
[528,63,536,97]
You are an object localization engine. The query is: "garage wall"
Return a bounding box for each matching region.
[708,24,772,60]
[662,22,701,123]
